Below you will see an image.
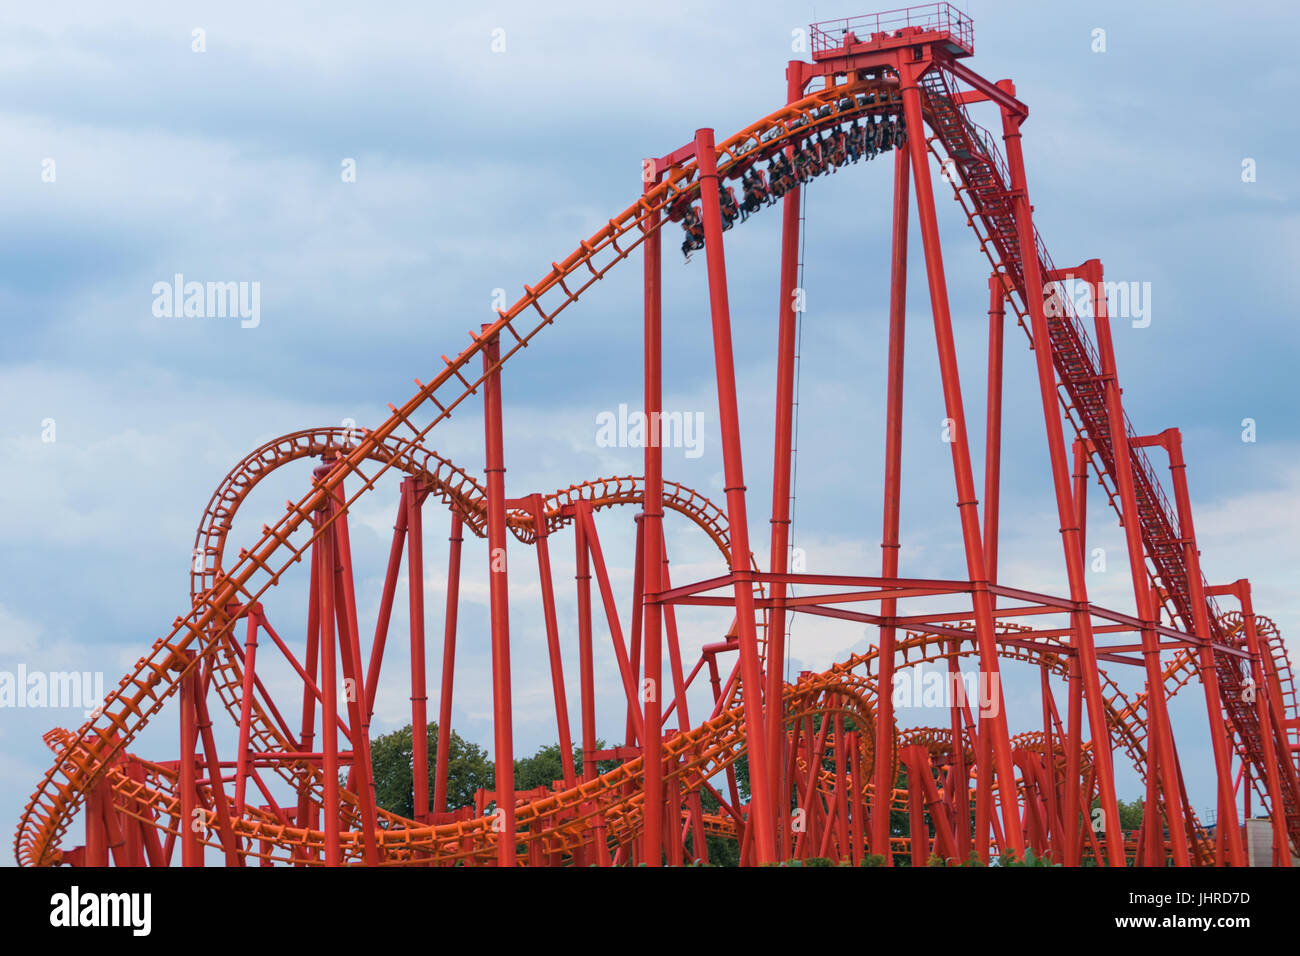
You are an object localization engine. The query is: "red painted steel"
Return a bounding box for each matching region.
[14,4,1299,867]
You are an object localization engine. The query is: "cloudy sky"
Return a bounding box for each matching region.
[2,0,1298,862]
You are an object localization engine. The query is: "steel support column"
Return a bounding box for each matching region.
[482,327,516,866]
[693,126,776,863]
[900,62,1023,855]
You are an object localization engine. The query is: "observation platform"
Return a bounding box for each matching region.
[811,3,975,62]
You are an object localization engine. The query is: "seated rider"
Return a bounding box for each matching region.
[720,185,739,229]
[740,172,758,217]
[767,158,785,198]
[819,132,834,172]
[740,170,766,217]
[794,142,813,182]
[807,137,825,177]
[680,205,705,259]
[771,154,795,196]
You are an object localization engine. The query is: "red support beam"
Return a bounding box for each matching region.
[641,173,665,860]
[1134,425,1246,867]
[996,100,1122,865]
[528,495,576,790]
[873,140,910,865]
[404,478,431,824]
[329,480,382,865]
[433,508,464,815]
[900,59,1023,856]
[693,125,776,865]
[1075,259,1189,864]
[766,60,807,856]
[482,327,516,867]
[315,481,343,867]
[178,652,203,867]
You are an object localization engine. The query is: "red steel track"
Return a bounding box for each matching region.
[15,4,1300,866]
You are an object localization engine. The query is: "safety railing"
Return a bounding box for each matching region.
[810,4,974,57]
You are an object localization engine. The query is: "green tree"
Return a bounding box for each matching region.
[513,742,619,790]
[513,743,574,791]
[1090,794,1144,831]
[368,726,630,823]
[697,783,741,867]
[368,723,493,818]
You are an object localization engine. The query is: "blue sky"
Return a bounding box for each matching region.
[2,0,1298,861]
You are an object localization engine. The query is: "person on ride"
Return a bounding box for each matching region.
[775,153,796,193]
[810,136,826,176]
[768,157,786,197]
[680,205,704,259]
[720,186,739,229]
[794,141,813,182]
[740,173,757,219]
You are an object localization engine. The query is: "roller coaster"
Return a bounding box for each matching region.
[15,4,1300,867]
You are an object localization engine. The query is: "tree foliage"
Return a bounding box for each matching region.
[368,724,621,819]
[368,723,494,818]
